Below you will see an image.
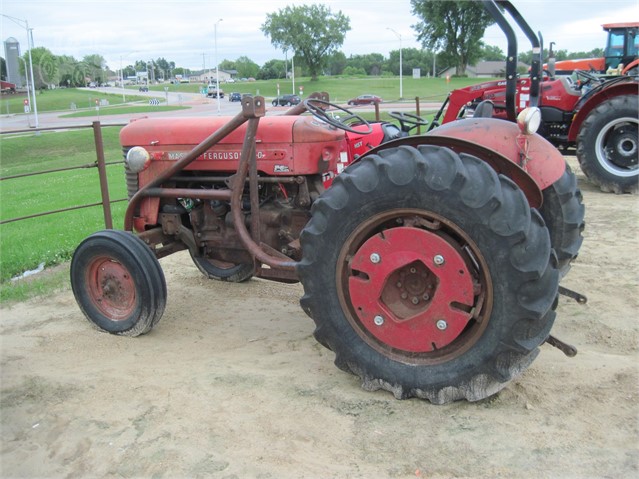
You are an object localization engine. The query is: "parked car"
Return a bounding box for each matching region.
[229,92,242,102]
[347,94,382,105]
[272,94,301,106]
[139,86,149,92]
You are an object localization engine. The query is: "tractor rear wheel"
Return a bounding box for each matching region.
[298,145,559,403]
[539,163,585,277]
[576,94,638,194]
[189,251,254,282]
[71,230,167,336]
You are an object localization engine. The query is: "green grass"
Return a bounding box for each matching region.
[134,76,481,104]
[0,127,127,285]
[0,264,70,303]
[0,88,148,115]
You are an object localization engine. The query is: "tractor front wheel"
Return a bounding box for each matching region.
[70,230,167,336]
[576,95,638,194]
[298,145,559,403]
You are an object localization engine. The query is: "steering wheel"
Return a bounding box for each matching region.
[388,111,429,133]
[575,70,602,89]
[303,98,373,134]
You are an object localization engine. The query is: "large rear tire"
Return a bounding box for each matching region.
[70,230,167,336]
[539,163,585,277]
[576,95,638,194]
[298,145,559,403]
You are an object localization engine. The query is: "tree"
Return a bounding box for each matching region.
[388,48,435,76]
[1,57,7,81]
[348,53,386,76]
[326,51,347,76]
[480,44,505,61]
[83,54,106,84]
[261,4,350,81]
[218,59,236,71]
[411,0,494,76]
[234,56,260,79]
[57,55,82,87]
[258,59,286,80]
[154,57,174,81]
[122,65,136,78]
[21,47,58,87]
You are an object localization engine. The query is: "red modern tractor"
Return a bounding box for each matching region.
[70,1,585,403]
[433,7,638,194]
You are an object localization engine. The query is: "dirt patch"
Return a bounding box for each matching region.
[1,158,637,478]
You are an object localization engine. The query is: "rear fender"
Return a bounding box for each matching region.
[567,78,639,141]
[362,118,567,208]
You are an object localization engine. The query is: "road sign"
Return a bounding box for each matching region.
[149,98,160,106]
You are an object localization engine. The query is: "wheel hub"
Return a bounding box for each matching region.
[605,125,638,169]
[88,258,136,320]
[347,226,474,353]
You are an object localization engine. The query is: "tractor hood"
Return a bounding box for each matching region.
[119,115,344,148]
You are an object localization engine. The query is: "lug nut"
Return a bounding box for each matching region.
[434,255,445,266]
[411,297,419,305]
[401,292,408,299]
[436,320,448,330]
[423,293,430,301]
[396,281,402,288]
[374,315,384,326]
[370,253,381,264]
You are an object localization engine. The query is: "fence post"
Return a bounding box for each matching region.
[415,97,422,135]
[374,102,380,122]
[92,121,113,229]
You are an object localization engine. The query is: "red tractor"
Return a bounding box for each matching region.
[70,1,585,403]
[433,7,638,194]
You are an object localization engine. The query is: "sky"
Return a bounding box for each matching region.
[2,0,638,72]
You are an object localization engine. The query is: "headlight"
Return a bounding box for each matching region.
[125,146,151,173]
[517,107,542,135]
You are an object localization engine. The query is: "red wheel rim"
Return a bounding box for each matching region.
[86,256,136,320]
[337,209,493,364]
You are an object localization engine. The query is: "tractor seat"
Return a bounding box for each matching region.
[380,122,406,141]
[558,76,582,96]
[473,100,494,118]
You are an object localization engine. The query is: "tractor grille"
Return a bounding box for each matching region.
[122,147,139,200]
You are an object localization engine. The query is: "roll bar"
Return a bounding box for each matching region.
[481,0,543,119]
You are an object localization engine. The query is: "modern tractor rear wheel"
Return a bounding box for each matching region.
[71,230,167,336]
[189,251,254,282]
[298,145,559,403]
[576,95,638,194]
[539,163,585,277]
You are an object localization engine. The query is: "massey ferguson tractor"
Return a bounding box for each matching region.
[433,8,638,194]
[70,1,585,403]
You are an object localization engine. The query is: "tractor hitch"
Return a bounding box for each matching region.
[558,285,588,304]
[545,335,578,357]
